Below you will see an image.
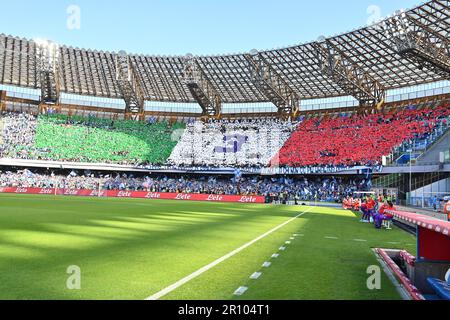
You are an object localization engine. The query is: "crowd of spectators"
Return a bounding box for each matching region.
[0,169,101,190]
[168,118,295,167]
[0,112,184,165]
[392,105,450,160]
[1,103,449,170]
[0,112,37,159]
[277,103,450,167]
[0,168,369,201]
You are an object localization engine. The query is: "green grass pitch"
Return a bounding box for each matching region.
[0,194,416,300]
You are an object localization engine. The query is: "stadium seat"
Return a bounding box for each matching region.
[382,219,392,230]
[427,278,450,300]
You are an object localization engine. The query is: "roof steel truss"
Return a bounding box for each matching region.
[115,52,145,114]
[35,41,60,104]
[244,52,299,115]
[313,40,386,107]
[383,10,450,79]
[183,56,222,116]
[0,1,448,111]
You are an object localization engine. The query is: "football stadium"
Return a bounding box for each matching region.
[0,0,449,304]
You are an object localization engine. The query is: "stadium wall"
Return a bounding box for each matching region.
[0,187,266,204]
[417,130,450,164]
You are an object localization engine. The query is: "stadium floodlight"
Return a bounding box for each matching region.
[34,38,60,105]
[34,38,49,48]
[34,38,60,70]
[34,38,59,54]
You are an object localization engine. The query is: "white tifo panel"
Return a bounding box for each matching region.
[168,119,295,167]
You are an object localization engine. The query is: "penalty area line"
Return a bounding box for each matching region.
[145,207,312,300]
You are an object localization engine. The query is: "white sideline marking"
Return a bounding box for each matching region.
[250,272,262,280]
[271,253,280,259]
[145,208,312,300]
[285,241,291,244]
[262,262,272,268]
[353,239,367,242]
[233,286,248,296]
[325,236,339,240]
[279,246,286,251]
[290,237,295,240]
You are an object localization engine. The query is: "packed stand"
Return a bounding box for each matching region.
[276,103,450,167]
[391,103,450,161]
[0,169,101,190]
[0,168,370,201]
[168,118,295,167]
[0,112,37,159]
[2,103,448,170]
[0,112,185,165]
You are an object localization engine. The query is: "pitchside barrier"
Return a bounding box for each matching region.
[0,187,265,204]
[377,210,450,300]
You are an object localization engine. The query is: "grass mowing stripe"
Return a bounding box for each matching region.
[234,206,416,300]
[145,208,312,300]
[0,195,415,300]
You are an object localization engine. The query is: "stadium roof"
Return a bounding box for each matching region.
[0,0,449,109]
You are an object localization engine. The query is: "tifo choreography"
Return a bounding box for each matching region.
[0,0,449,303]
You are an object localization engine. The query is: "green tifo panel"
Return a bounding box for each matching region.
[34,114,185,163]
[0,194,416,300]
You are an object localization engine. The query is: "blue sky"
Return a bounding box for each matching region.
[0,0,421,56]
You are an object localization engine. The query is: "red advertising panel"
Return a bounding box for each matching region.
[418,226,450,262]
[0,187,265,204]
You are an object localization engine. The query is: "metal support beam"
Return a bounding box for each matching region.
[183,55,222,117]
[35,40,60,105]
[38,102,61,115]
[313,41,386,107]
[0,90,6,112]
[383,12,450,79]
[115,51,145,117]
[244,52,299,117]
